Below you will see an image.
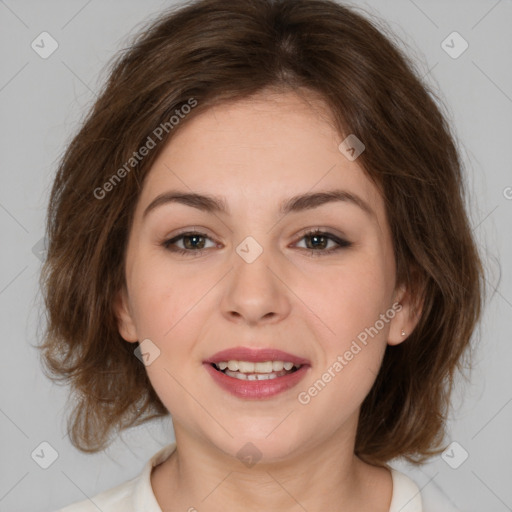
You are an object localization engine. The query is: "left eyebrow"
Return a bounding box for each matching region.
[280,189,374,217]
[142,188,374,219]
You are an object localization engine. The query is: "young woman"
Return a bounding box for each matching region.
[39,1,484,510]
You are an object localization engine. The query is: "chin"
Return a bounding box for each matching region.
[206,422,305,464]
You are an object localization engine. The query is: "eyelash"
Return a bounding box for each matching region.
[161,229,352,257]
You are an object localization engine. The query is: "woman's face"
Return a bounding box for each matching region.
[115,90,414,463]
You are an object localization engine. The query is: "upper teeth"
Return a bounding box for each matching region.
[215,360,298,373]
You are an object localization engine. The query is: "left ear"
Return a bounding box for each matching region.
[387,276,424,346]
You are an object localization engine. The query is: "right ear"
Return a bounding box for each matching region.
[113,286,138,343]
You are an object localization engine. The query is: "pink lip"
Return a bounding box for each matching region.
[204,346,310,365]
[203,362,310,400]
[203,346,311,400]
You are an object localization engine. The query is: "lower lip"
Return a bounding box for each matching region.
[203,363,310,399]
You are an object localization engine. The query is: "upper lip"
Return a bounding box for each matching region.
[204,346,310,366]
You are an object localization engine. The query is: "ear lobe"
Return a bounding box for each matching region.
[113,286,138,343]
[387,280,424,346]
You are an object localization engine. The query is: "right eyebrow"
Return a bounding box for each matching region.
[143,191,229,219]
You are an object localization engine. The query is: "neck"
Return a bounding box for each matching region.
[151,422,393,512]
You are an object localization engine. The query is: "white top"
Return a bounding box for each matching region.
[56,443,423,512]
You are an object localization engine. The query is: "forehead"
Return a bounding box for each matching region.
[136,91,385,223]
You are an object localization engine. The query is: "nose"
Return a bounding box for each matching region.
[220,243,292,326]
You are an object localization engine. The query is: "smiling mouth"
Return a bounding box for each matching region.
[211,362,302,381]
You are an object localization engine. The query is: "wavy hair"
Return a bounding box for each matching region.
[37,0,485,465]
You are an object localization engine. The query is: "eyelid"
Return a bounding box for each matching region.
[163,226,215,242]
[293,226,348,242]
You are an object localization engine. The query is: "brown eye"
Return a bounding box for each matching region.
[163,231,216,255]
[295,230,352,255]
[304,233,330,250]
[181,234,207,250]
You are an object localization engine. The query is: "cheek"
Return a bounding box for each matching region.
[127,259,208,418]
[129,279,172,337]
[298,270,392,415]
[127,251,205,338]
[296,253,393,400]
[342,240,395,333]
[299,254,393,343]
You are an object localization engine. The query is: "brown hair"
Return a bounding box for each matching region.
[38,0,485,465]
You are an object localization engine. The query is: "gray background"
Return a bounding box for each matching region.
[0,0,511,511]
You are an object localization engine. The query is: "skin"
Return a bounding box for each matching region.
[115,89,421,512]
